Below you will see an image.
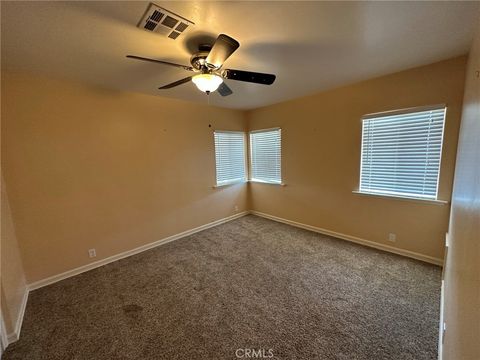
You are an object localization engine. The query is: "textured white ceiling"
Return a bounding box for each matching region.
[2,1,479,109]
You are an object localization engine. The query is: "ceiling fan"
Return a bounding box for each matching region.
[126,34,276,96]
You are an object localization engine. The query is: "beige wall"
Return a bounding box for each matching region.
[1,56,467,286]
[247,56,467,261]
[443,25,480,359]
[1,178,27,335]
[1,72,247,283]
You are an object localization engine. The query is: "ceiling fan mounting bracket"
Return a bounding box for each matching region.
[198,44,212,52]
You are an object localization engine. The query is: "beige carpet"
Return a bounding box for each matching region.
[4,215,441,359]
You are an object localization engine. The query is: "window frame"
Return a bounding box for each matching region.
[357,104,447,203]
[213,130,247,187]
[249,127,283,185]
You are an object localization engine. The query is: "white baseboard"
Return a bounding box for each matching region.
[1,311,8,354]
[28,211,249,291]
[251,210,443,266]
[438,233,449,360]
[5,287,29,345]
[438,280,445,360]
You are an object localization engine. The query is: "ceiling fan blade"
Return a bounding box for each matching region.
[222,69,276,85]
[159,77,192,89]
[126,55,193,71]
[205,34,240,69]
[217,82,233,97]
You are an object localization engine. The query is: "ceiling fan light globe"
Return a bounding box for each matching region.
[192,74,223,93]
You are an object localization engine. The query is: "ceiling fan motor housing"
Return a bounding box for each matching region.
[190,51,210,71]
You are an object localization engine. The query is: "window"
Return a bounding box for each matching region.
[359,106,446,200]
[250,128,282,184]
[214,131,246,186]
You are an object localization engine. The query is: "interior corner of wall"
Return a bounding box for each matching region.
[0,285,14,335]
[246,181,253,211]
[243,110,252,132]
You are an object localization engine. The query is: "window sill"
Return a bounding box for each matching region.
[249,179,286,186]
[212,180,247,188]
[352,190,449,205]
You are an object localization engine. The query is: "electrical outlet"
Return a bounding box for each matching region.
[388,233,396,242]
[88,248,96,258]
[234,205,239,212]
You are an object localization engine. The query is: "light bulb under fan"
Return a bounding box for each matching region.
[191,73,224,94]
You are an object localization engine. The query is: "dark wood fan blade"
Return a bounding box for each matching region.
[217,82,233,97]
[223,69,276,85]
[126,55,193,71]
[205,34,240,69]
[159,77,192,89]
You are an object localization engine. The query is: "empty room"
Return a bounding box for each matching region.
[1,1,479,359]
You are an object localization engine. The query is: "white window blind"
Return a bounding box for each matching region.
[359,106,446,199]
[214,131,246,186]
[250,128,282,184]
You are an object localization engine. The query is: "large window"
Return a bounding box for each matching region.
[359,106,446,200]
[214,131,246,186]
[250,128,282,184]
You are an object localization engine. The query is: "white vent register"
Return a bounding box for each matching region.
[138,3,194,40]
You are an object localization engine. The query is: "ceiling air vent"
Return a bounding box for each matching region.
[138,3,194,39]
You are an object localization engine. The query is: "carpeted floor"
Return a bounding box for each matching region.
[4,215,441,360]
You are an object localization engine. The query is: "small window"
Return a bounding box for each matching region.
[214,131,246,186]
[359,106,446,200]
[250,128,282,184]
